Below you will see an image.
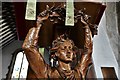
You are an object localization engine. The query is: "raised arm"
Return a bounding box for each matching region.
[78,16,93,79]
[22,15,49,78]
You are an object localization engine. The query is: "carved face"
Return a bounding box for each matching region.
[55,40,74,62]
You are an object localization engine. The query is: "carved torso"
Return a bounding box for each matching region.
[48,68,81,79]
[27,65,82,79]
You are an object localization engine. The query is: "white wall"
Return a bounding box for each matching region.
[92,12,119,79]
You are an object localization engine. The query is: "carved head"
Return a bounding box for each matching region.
[51,34,76,62]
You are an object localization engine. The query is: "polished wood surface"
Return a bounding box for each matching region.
[101,67,118,80]
[22,6,96,79]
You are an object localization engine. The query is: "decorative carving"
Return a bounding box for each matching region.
[37,4,98,36]
[22,4,94,79]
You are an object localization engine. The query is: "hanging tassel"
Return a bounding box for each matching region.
[65,0,74,26]
[25,0,36,20]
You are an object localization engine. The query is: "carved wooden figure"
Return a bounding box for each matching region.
[22,5,94,80]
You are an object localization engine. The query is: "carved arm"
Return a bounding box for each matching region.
[22,16,49,78]
[79,16,93,79]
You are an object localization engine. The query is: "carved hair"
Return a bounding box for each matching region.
[51,34,75,52]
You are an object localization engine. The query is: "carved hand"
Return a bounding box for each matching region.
[36,15,49,27]
[81,16,89,27]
